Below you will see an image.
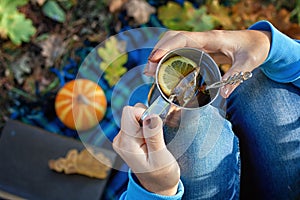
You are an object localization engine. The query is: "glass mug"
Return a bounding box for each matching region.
[140,47,222,122]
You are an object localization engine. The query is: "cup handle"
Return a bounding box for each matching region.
[139,96,170,124]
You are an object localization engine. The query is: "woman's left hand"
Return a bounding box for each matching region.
[145,29,271,98]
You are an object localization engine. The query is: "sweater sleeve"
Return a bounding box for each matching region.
[248,20,300,88]
[119,170,184,200]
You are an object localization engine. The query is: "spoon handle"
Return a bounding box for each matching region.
[205,71,252,90]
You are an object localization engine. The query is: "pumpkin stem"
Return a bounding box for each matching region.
[77,94,90,105]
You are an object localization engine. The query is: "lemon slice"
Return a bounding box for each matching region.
[158,55,197,96]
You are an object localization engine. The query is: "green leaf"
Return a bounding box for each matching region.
[157,1,195,30]
[98,37,128,87]
[0,0,35,45]
[186,6,216,32]
[42,0,66,23]
[0,12,36,45]
[0,0,28,14]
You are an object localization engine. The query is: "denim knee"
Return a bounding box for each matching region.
[164,105,240,200]
[227,68,300,199]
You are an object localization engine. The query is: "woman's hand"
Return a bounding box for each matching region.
[144,29,271,98]
[113,103,180,196]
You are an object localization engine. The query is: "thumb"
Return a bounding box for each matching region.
[220,69,239,98]
[142,115,165,153]
[220,63,254,98]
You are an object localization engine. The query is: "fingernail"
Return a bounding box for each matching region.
[221,86,230,98]
[144,116,159,129]
[148,49,157,60]
[224,87,229,96]
[145,118,151,126]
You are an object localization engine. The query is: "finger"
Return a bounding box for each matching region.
[134,103,147,109]
[148,31,192,62]
[143,61,157,77]
[146,31,230,76]
[145,33,196,76]
[149,30,235,63]
[219,61,251,98]
[220,82,238,99]
[121,106,145,137]
[134,103,148,125]
[144,31,180,76]
[113,106,147,154]
[145,31,197,76]
[142,114,165,152]
[148,31,179,59]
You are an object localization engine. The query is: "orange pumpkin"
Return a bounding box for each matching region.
[55,79,107,131]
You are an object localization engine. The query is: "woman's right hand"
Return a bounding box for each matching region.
[113,104,180,196]
[144,29,271,98]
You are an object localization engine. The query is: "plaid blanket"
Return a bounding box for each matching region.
[6,1,241,198]
[8,25,167,199]
[77,28,166,199]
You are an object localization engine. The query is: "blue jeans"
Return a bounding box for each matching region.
[163,105,240,199]
[163,69,299,199]
[227,69,300,199]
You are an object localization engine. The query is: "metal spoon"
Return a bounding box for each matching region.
[205,71,252,90]
[170,70,252,106]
